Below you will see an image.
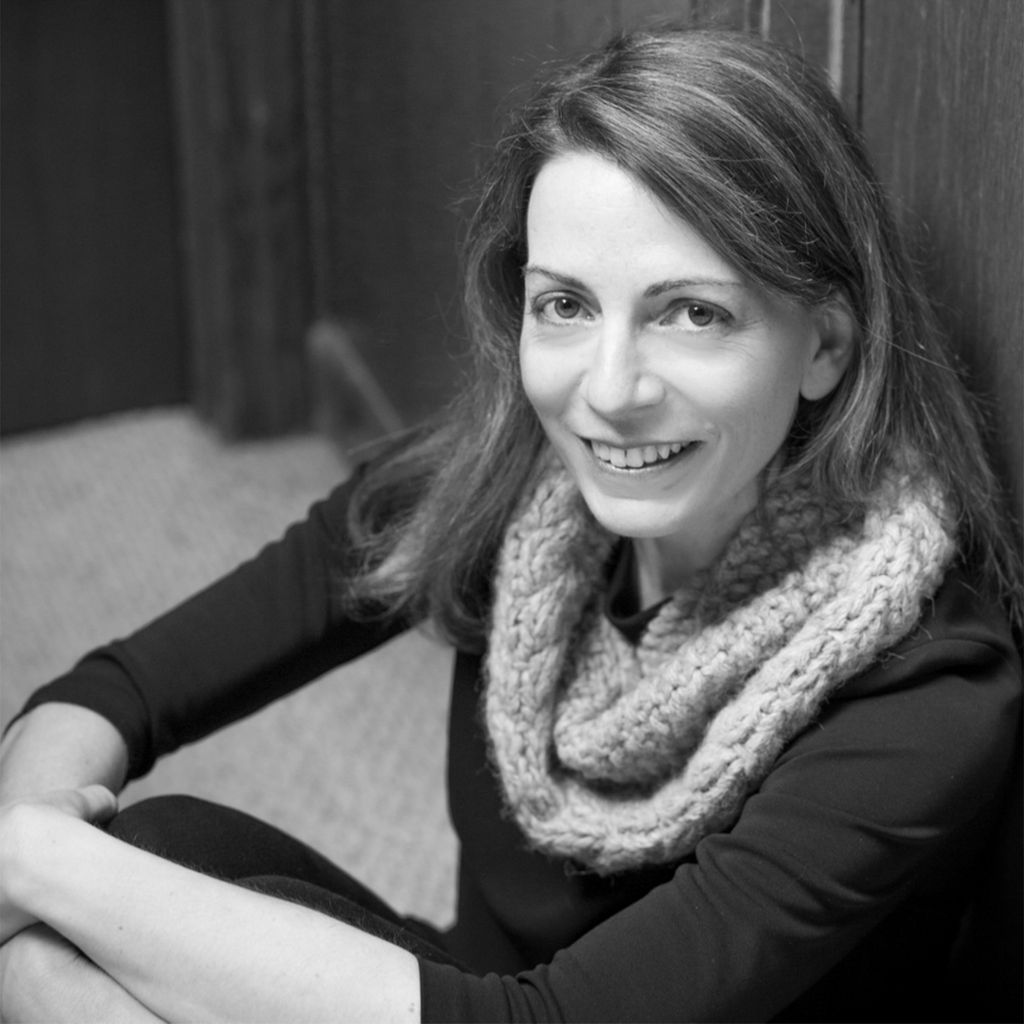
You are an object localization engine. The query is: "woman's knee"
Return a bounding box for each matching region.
[106,795,320,882]
[106,795,226,862]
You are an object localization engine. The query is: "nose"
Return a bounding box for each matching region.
[581,319,665,418]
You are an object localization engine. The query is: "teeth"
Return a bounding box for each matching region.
[591,440,687,468]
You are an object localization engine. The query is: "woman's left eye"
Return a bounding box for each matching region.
[663,302,728,329]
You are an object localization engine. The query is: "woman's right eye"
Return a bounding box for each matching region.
[533,294,588,323]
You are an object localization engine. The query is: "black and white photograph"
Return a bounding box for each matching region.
[1,1,1021,1020]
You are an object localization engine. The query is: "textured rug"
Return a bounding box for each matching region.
[0,408,456,925]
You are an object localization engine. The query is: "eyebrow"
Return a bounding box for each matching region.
[522,265,743,296]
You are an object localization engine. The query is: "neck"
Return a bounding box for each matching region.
[631,502,757,606]
[632,536,708,608]
[630,473,780,606]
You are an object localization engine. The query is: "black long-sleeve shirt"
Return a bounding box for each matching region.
[19,476,1022,1021]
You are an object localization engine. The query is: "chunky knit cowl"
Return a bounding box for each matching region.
[484,459,955,875]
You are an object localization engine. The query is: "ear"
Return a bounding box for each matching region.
[800,294,857,401]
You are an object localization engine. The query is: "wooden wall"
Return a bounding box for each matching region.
[859,0,1023,518]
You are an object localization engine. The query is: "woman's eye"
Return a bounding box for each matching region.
[536,295,587,322]
[686,303,717,327]
[664,301,728,329]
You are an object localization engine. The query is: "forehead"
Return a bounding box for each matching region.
[525,151,738,281]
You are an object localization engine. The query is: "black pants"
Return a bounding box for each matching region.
[106,795,465,968]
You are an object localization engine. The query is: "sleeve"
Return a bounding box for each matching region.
[12,473,410,779]
[419,616,1022,1021]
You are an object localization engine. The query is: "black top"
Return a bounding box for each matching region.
[19,475,1022,1022]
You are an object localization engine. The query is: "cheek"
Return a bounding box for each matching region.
[519,338,568,418]
[750,375,803,434]
[710,355,804,450]
[518,345,543,414]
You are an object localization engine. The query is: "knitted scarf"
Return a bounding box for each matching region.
[484,459,955,875]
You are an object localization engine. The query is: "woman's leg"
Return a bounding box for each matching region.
[106,795,464,967]
[107,796,395,915]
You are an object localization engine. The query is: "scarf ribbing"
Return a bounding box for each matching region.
[484,460,955,875]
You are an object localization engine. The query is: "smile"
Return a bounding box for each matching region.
[588,439,698,470]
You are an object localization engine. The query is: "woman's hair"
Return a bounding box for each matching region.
[343,27,1021,647]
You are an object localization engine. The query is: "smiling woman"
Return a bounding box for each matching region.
[2,25,1021,1024]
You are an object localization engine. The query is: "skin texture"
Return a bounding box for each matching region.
[0,704,128,805]
[0,788,420,1022]
[0,925,165,1022]
[519,152,852,603]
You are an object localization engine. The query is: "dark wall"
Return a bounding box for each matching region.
[1,0,185,435]
[168,0,315,438]
[859,0,1023,518]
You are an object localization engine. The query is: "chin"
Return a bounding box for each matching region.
[578,491,690,541]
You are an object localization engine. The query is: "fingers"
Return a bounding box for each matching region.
[28,785,119,825]
[0,785,119,827]
[73,784,119,826]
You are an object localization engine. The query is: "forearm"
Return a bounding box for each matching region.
[9,810,420,1023]
[0,704,128,802]
[1,925,165,1023]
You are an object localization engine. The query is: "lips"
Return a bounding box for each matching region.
[588,439,695,469]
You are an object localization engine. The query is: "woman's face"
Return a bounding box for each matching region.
[519,151,847,577]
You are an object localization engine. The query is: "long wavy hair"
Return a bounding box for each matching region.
[342,27,1021,649]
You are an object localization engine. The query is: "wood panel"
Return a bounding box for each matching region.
[860,0,1023,518]
[0,0,184,434]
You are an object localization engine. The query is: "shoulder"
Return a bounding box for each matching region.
[778,564,1021,832]
[839,563,1021,707]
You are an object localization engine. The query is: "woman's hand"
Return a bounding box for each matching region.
[0,785,118,944]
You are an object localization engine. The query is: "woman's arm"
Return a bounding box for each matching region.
[0,704,128,804]
[3,794,419,1023]
[1,925,165,1023]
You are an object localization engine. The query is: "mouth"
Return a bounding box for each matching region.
[587,439,701,470]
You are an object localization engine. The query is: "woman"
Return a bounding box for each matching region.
[2,27,1020,1023]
